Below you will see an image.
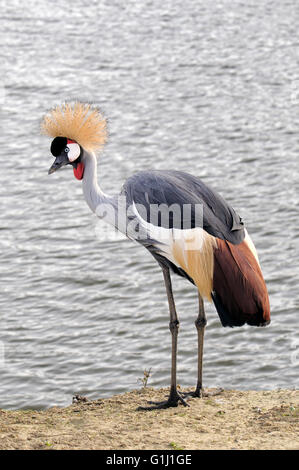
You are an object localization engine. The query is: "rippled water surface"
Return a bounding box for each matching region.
[0,0,298,409]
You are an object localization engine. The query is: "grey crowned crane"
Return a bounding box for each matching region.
[42,102,270,410]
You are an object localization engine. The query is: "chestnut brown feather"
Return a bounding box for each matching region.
[213,239,270,327]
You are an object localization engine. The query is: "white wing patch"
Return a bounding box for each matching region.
[130,202,216,300]
[244,229,260,265]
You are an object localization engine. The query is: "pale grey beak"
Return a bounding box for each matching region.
[48,152,69,174]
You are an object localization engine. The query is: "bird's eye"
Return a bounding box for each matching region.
[64,147,70,153]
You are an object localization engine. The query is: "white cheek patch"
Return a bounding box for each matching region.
[67,143,81,162]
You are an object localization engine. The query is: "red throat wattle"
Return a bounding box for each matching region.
[73,162,84,180]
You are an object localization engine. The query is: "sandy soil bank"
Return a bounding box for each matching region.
[0,388,298,450]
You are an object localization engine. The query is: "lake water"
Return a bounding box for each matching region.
[0,0,298,410]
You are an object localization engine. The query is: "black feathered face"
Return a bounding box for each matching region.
[48,137,83,179]
[50,136,67,157]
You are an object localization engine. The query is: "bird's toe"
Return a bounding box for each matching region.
[137,390,190,411]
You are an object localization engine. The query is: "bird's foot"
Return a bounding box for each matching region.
[137,388,190,411]
[182,387,224,399]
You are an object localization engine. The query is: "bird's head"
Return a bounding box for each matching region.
[48,136,84,180]
[41,102,107,181]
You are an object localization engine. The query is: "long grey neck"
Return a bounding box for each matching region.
[81,150,118,226]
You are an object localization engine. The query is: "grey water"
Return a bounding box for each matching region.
[0,0,298,410]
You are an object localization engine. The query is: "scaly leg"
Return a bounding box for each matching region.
[194,292,206,397]
[183,292,223,398]
[138,266,189,410]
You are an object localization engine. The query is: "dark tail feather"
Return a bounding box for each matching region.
[212,291,246,327]
[212,239,270,328]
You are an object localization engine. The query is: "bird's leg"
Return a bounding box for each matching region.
[193,293,206,397]
[138,266,189,410]
[183,292,223,399]
[181,293,206,399]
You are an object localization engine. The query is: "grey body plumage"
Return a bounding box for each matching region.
[122,169,245,243]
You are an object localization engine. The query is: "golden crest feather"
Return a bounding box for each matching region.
[41,102,107,153]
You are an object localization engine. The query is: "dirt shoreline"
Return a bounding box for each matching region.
[0,388,298,450]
